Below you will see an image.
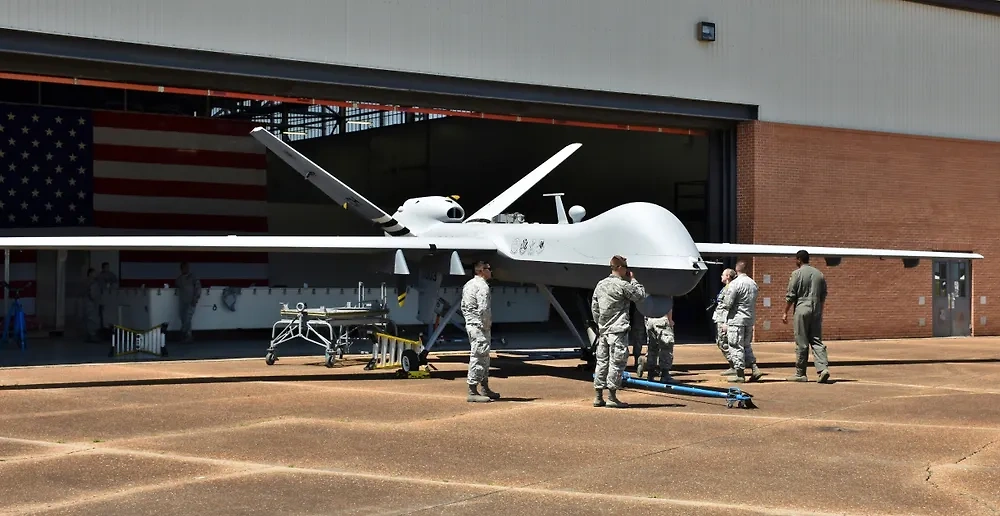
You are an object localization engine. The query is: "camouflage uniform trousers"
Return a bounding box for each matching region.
[179,300,197,339]
[466,324,491,385]
[629,315,647,363]
[715,323,732,363]
[725,324,757,371]
[84,300,100,339]
[593,330,630,391]
[644,316,675,374]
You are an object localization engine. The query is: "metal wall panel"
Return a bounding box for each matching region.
[2,0,999,140]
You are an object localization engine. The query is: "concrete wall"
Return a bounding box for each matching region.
[4,0,999,141]
[737,121,999,341]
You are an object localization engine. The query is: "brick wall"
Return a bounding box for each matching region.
[737,121,999,342]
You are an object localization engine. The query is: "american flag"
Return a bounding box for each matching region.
[0,102,271,318]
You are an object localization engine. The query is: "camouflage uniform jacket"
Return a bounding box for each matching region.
[461,275,492,327]
[720,273,759,327]
[591,274,647,335]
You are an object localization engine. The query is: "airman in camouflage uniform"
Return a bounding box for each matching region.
[591,255,647,408]
[175,262,201,342]
[637,295,675,382]
[84,268,101,343]
[720,261,762,383]
[462,261,500,403]
[712,268,737,375]
[96,262,118,332]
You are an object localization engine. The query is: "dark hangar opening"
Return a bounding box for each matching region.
[0,28,753,346]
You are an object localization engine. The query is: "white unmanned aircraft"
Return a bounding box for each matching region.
[0,127,983,366]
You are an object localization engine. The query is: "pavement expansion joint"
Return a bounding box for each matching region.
[2,436,859,516]
[108,416,296,445]
[5,468,268,515]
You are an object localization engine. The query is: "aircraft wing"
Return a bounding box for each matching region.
[0,235,497,254]
[250,127,412,236]
[464,143,582,223]
[696,243,983,261]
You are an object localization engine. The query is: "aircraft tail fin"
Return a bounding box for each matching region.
[464,143,582,223]
[250,127,413,236]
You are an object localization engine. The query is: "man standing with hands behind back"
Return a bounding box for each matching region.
[783,250,831,383]
[591,255,647,408]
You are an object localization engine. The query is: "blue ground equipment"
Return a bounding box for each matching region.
[1,280,30,351]
[617,371,757,409]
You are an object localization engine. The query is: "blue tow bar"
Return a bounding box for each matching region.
[611,371,757,409]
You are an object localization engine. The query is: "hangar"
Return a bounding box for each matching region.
[0,0,997,351]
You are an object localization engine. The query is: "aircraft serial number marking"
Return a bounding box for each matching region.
[510,238,545,256]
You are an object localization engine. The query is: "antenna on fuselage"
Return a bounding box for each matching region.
[542,193,569,224]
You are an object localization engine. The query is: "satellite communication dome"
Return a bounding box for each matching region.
[568,205,586,223]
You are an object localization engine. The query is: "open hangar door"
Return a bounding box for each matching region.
[0,29,752,346]
[277,115,723,343]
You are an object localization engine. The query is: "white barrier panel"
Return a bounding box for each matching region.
[106,285,550,332]
[370,332,422,369]
[111,324,167,357]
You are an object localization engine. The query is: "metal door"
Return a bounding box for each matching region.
[932,259,972,337]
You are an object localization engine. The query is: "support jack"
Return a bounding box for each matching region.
[618,371,758,409]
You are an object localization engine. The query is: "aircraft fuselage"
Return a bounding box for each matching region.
[409,202,709,297]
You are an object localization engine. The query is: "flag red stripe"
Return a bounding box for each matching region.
[0,315,39,331]
[119,278,267,288]
[93,212,268,232]
[93,177,268,201]
[3,250,37,263]
[119,251,270,263]
[93,144,268,169]
[1,281,35,298]
[92,111,259,137]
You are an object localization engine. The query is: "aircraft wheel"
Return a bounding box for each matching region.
[265,352,276,366]
[401,349,420,373]
[325,354,336,368]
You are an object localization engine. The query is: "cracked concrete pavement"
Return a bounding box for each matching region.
[1,336,998,515]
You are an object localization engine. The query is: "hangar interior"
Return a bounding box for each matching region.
[0,31,754,345]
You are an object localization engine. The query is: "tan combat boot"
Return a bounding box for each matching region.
[593,389,605,407]
[787,369,808,382]
[606,389,629,408]
[481,380,501,400]
[467,384,492,403]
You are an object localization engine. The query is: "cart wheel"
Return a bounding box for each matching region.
[325,354,336,368]
[265,352,276,366]
[401,349,420,373]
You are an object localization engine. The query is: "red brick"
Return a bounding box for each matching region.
[737,121,997,341]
